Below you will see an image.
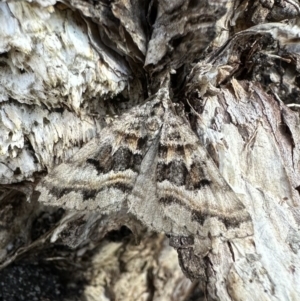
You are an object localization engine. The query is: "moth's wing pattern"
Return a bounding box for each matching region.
[128,101,252,253]
[37,97,165,214]
[38,88,252,256]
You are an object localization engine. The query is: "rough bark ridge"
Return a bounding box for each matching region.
[0,0,300,300]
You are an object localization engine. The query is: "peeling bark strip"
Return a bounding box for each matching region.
[1,0,300,300]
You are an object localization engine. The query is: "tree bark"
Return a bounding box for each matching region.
[0,0,300,300]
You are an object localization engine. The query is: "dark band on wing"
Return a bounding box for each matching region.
[158,196,250,229]
[156,160,211,190]
[191,210,251,229]
[48,183,133,201]
[87,147,143,174]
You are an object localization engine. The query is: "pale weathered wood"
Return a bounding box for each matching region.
[0,0,300,300]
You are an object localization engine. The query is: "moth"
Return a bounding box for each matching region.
[36,88,252,257]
